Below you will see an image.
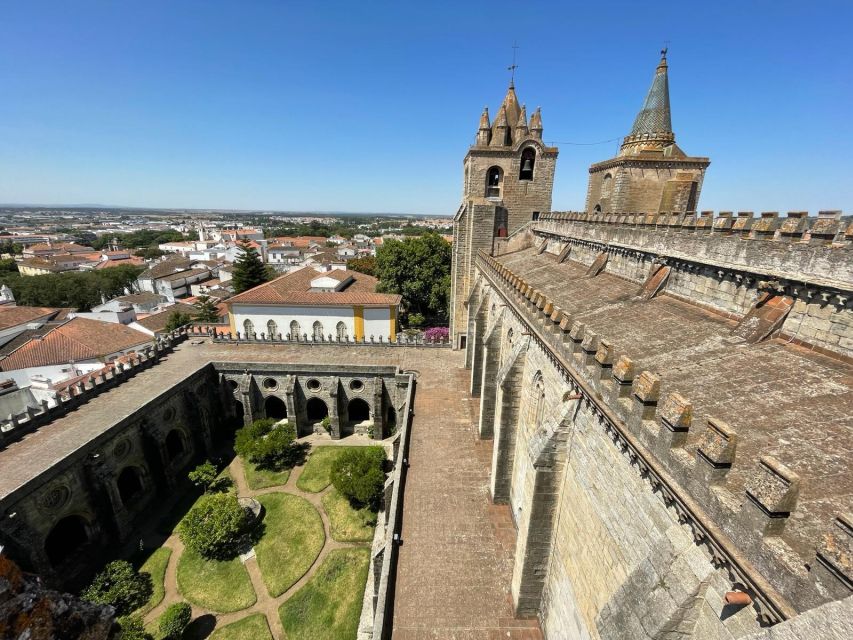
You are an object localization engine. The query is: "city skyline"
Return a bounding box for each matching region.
[1,1,851,214]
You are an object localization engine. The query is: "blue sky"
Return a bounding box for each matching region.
[1,1,851,215]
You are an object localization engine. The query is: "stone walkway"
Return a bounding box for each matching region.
[392,356,543,639]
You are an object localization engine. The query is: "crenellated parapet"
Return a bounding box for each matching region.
[475,249,852,625]
[0,328,191,448]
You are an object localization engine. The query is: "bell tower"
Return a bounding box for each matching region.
[450,79,559,349]
[585,51,710,214]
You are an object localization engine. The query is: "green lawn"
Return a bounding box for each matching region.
[243,459,290,490]
[322,488,377,543]
[279,548,371,640]
[176,546,256,613]
[133,547,172,617]
[296,446,384,493]
[254,493,325,597]
[210,613,274,640]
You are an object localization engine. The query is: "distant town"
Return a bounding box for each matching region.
[0,205,453,393]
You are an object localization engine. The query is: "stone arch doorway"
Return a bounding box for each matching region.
[265,395,287,420]
[348,398,370,422]
[233,400,245,427]
[165,429,186,462]
[116,466,144,506]
[45,515,89,566]
[306,397,328,423]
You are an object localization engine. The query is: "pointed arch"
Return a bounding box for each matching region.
[290,320,301,339]
[336,321,347,341]
[267,319,278,338]
[312,321,324,340]
[243,319,254,337]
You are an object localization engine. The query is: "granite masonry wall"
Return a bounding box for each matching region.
[464,248,852,639]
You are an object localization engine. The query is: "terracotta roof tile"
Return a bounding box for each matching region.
[227,267,400,306]
[0,318,152,371]
[0,306,63,330]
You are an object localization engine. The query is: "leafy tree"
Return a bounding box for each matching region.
[164,311,192,332]
[231,241,268,293]
[193,295,220,323]
[375,232,451,326]
[178,492,247,560]
[0,264,143,310]
[407,312,425,328]
[0,258,18,277]
[330,448,386,509]
[81,560,153,616]
[346,256,376,277]
[116,615,152,640]
[188,460,218,491]
[234,418,299,469]
[134,246,165,259]
[159,602,192,640]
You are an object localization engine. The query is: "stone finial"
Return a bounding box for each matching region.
[697,418,737,468]
[612,355,636,385]
[632,371,660,404]
[814,514,853,597]
[594,341,615,367]
[745,456,800,516]
[660,392,692,433]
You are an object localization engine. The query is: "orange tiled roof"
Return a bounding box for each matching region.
[227,267,400,306]
[94,256,145,269]
[0,318,152,371]
[0,306,63,330]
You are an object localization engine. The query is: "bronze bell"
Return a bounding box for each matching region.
[522,157,533,172]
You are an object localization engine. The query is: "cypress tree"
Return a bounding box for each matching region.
[231,241,268,293]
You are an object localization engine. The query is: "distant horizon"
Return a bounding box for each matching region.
[0,203,452,217]
[1,2,851,213]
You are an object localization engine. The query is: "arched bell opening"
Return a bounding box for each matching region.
[519,147,536,181]
[45,515,89,567]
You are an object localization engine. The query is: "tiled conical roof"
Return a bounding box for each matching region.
[630,51,672,135]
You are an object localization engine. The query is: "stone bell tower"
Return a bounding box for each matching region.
[585,51,710,214]
[450,80,559,349]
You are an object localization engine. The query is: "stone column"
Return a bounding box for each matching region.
[490,370,523,503]
[372,377,385,440]
[84,456,129,542]
[329,379,342,439]
[478,341,501,439]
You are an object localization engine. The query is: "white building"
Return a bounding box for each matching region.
[226,267,400,342]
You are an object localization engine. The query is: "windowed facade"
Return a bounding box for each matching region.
[267,319,278,338]
[243,319,254,337]
[290,320,301,339]
[485,166,503,198]
[313,321,324,341]
[336,321,347,341]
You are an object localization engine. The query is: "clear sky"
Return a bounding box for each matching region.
[1,1,851,215]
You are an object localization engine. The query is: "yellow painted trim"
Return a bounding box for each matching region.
[228,309,237,334]
[353,305,364,341]
[389,305,396,342]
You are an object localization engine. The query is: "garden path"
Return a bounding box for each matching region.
[143,443,376,639]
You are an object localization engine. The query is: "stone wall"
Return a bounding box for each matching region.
[585,160,708,214]
[463,253,853,639]
[535,211,853,358]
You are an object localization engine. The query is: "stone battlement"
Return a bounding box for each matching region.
[195,324,451,346]
[0,329,190,447]
[476,249,852,624]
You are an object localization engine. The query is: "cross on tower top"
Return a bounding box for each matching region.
[507,42,519,87]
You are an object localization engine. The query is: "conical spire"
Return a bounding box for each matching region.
[476,106,491,146]
[515,104,528,137]
[490,105,509,147]
[630,50,672,136]
[529,106,543,139]
[492,82,520,144]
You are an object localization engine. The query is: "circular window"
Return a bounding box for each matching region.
[263,378,278,390]
[349,379,364,392]
[228,380,239,391]
[163,407,175,421]
[306,378,321,391]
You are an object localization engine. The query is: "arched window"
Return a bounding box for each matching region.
[267,319,278,338]
[117,467,144,506]
[45,515,89,566]
[306,397,329,422]
[348,398,371,423]
[264,395,287,420]
[601,173,613,199]
[313,321,324,341]
[519,148,535,181]
[529,371,546,426]
[336,321,347,341]
[243,319,254,337]
[290,320,301,339]
[485,166,503,198]
[593,204,602,213]
[165,429,185,461]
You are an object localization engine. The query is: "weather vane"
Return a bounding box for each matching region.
[661,40,670,58]
[508,42,519,84]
